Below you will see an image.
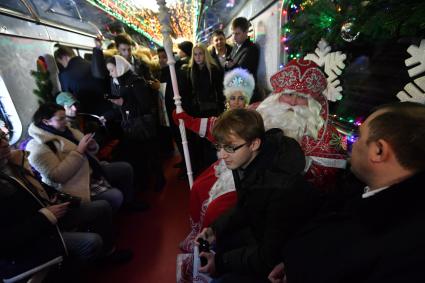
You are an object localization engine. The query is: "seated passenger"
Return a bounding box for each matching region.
[269,102,425,283]
[55,91,79,129]
[26,103,124,211]
[175,68,255,253]
[196,109,319,282]
[0,129,128,281]
[256,59,347,191]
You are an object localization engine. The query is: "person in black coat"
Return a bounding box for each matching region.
[196,109,320,282]
[179,43,225,171]
[269,102,425,283]
[102,55,165,191]
[54,45,111,115]
[225,17,261,103]
[180,43,225,118]
[225,17,259,80]
[209,30,233,71]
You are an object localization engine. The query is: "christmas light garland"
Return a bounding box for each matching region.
[86,0,200,45]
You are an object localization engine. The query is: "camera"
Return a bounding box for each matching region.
[55,192,81,208]
[197,238,210,267]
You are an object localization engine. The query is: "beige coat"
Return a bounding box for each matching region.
[26,123,92,202]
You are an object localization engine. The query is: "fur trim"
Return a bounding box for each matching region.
[223,68,255,103]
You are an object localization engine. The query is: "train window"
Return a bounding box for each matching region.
[0,0,32,16]
[0,75,23,145]
[28,0,98,34]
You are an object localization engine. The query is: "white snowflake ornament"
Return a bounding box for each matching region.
[305,39,347,102]
[397,39,425,104]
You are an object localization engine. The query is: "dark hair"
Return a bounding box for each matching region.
[54,45,75,60]
[212,109,264,144]
[33,103,65,126]
[231,17,250,32]
[157,47,166,54]
[367,102,425,171]
[211,30,225,38]
[114,33,133,48]
[105,56,116,66]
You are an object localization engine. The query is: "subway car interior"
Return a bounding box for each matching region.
[1,0,424,282]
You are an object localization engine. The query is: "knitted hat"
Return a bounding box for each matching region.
[178,41,194,58]
[56,92,77,107]
[223,68,255,103]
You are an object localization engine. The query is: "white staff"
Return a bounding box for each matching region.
[157,0,193,188]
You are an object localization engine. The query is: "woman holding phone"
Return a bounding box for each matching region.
[26,103,124,211]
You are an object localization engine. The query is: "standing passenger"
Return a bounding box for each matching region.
[225,17,260,102]
[54,45,111,115]
[102,55,166,192]
[209,30,232,71]
[180,43,225,118]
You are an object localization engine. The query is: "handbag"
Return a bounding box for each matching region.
[121,114,156,141]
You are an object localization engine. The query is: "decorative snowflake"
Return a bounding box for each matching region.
[304,39,346,102]
[397,39,425,104]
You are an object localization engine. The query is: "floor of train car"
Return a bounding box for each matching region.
[84,155,191,283]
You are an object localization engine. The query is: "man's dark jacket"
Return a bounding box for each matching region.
[0,164,65,280]
[211,129,320,277]
[226,38,259,78]
[226,38,261,102]
[283,171,425,283]
[59,56,110,115]
[210,44,233,71]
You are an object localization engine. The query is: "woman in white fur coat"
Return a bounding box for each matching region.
[26,103,123,210]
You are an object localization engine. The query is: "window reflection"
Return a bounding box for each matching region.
[0,0,32,15]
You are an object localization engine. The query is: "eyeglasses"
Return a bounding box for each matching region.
[214,142,247,153]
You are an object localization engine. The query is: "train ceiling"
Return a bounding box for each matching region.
[1,0,259,45]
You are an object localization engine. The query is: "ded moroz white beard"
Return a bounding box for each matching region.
[256,93,324,142]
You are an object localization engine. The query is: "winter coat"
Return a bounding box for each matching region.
[59,56,111,115]
[283,171,425,283]
[210,44,233,71]
[226,38,259,79]
[26,124,93,201]
[0,151,65,280]
[103,70,156,141]
[211,129,320,277]
[179,64,225,117]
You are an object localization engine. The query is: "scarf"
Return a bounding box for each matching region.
[113,55,133,85]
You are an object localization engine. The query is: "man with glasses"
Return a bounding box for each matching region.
[196,109,320,283]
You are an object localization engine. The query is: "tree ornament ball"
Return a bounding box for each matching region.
[341,22,360,42]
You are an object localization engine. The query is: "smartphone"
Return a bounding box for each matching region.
[90,132,96,138]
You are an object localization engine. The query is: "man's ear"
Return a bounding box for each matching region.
[42,118,50,126]
[369,139,390,163]
[250,138,261,152]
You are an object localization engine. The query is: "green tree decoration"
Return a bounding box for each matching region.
[284,0,425,56]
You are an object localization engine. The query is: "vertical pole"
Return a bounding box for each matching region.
[157,0,193,188]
